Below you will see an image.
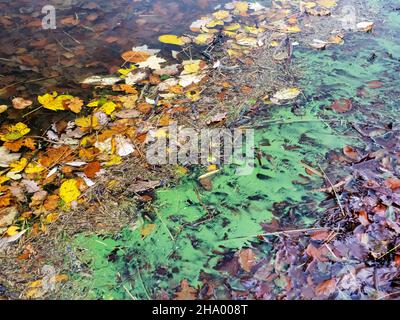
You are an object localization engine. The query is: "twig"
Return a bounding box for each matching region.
[63,30,81,44]
[136,265,151,300]
[318,164,346,218]
[376,243,400,260]
[313,175,353,193]
[300,161,323,178]
[154,209,175,241]
[194,187,210,216]
[221,227,329,242]
[23,106,43,118]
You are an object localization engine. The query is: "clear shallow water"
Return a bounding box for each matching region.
[50,0,400,299]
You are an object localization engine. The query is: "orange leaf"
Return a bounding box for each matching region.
[121,51,150,63]
[385,178,400,191]
[44,195,60,211]
[4,137,36,152]
[238,248,256,272]
[83,161,101,179]
[174,280,197,300]
[331,99,352,113]
[315,279,336,296]
[343,145,360,161]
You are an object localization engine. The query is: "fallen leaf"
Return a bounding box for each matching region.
[331,99,352,113]
[343,146,360,161]
[0,105,8,114]
[385,178,400,191]
[60,179,81,204]
[0,122,31,142]
[140,224,156,238]
[121,51,150,63]
[83,161,101,179]
[137,55,166,70]
[175,280,197,300]
[12,97,32,110]
[159,35,185,46]
[238,248,256,272]
[315,278,337,296]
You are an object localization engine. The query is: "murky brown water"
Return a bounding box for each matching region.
[0,0,226,99]
[0,0,228,131]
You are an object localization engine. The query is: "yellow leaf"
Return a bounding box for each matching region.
[38,92,74,111]
[206,20,224,28]
[105,155,122,167]
[195,33,214,45]
[213,10,230,20]
[0,175,10,185]
[207,164,218,172]
[224,23,241,31]
[317,0,337,8]
[183,62,200,74]
[45,213,59,224]
[25,163,45,174]
[60,179,81,204]
[0,122,31,142]
[140,224,156,238]
[286,25,301,33]
[159,34,185,46]
[99,101,117,115]
[10,157,28,173]
[176,166,189,175]
[235,2,249,14]
[6,226,20,236]
[87,100,100,107]
[75,115,99,128]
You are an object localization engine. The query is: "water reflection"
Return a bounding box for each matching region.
[0,0,226,99]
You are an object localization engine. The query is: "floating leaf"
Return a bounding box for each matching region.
[238,248,256,272]
[12,97,32,110]
[121,51,150,63]
[0,122,31,142]
[0,105,8,114]
[159,35,185,46]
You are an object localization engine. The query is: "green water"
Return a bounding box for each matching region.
[68,0,400,300]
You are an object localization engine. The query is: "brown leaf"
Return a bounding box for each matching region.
[12,97,32,110]
[343,146,360,161]
[331,99,352,113]
[315,279,336,296]
[29,190,48,208]
[121,51,150,63]
[238,248,256,272]
[43,195,60,211]
[83,161,101,179]
[306,243,329,262]
[175,280,197,300]
[385,178,400,191]
[358,210,370,226]
[4,138,36,152]
[65,97,83,113]
[199,177,213,191]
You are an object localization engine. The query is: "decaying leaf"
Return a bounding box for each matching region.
[12,97,32,110]
[174,279,197,300]
[238,248,256,272]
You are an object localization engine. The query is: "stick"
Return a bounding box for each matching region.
[155,209,175,241]
[318,164,346,217]
[136,265,151,300]
[313,175,353,193]
[221,227,329,242]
